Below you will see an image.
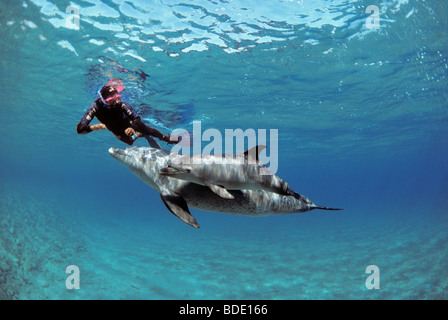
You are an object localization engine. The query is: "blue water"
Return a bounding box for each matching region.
[1,0,447,300]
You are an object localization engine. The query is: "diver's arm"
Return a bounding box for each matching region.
[120,102,171,142]
[90,124,106,131]
[130,117,164,140]
[130,117,179,144]
[77,103,104,134]
[121,102,179,143]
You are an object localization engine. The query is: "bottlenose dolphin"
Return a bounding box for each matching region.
[159,145,294,199]
[109,146,342,228]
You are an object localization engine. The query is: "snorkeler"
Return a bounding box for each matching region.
[76,79,179,147]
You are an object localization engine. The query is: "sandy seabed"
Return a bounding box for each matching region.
[1,181,447,300]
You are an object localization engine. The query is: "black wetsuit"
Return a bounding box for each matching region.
[77,99,170,145]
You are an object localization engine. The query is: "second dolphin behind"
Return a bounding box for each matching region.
[159,145,295,199]
[109,146,342,228]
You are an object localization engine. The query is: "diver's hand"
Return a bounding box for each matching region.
[125,127,143,140]
[125,127,136,136]
[90,123,106,131]
[126,128,144,137]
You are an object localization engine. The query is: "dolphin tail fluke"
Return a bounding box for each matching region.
[313,205,343,211]
[160,193,200,228]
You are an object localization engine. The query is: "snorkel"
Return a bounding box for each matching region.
[97,87,108,105]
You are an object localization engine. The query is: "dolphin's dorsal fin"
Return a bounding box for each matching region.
[243,145,267,163]
[205,183,235,200]
[159,192,200,228]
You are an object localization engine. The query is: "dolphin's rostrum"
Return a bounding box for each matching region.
[109,146,342,228]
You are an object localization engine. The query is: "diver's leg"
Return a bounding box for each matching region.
[114,134,135,145]
[143,135,161,149]
[131,118,169,143]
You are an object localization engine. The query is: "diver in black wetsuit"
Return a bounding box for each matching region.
[76,80,179,147]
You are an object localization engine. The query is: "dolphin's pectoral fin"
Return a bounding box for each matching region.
[205,183,235,200]
[159,193,200,228]
[159,166,178,175]
[159,165,190,176]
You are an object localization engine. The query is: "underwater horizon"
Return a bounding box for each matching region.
[1,0,447,300]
